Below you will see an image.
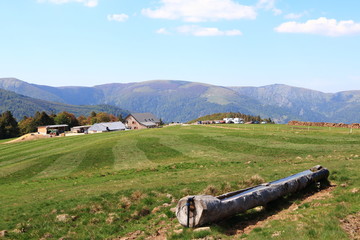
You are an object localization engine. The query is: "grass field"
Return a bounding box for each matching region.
[0,124,359,239]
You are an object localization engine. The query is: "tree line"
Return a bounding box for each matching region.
[0,110,124,140]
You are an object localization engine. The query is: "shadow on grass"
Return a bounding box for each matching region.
[213,180,333,236]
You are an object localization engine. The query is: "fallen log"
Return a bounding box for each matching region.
[176,165,329,227]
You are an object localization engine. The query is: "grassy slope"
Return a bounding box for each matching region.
[0,125,359,239]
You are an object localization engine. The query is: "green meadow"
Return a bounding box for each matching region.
[0,124,359,239]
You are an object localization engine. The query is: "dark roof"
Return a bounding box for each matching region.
[130,113,160,124]
[71,125,91,129]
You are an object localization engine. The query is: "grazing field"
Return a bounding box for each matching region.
[0,124,359,239]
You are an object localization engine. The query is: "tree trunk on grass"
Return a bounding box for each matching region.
[176,165,329,228]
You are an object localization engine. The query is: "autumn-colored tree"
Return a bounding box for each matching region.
[19,117,37,134]
[96,112,111,123]
[54,111,79,128]
[109,114,118,122]
[77,115,88,126]
[86,112,118,124]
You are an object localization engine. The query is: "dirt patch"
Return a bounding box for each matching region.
[288,120,360,129]
[113,230,144,240]
[2,133,50,144]
[340,212,360,240]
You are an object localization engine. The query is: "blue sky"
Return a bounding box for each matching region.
[0,0,359,92]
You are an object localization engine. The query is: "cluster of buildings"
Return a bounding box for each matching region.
[37,113,161,136]
[196,118,267,125]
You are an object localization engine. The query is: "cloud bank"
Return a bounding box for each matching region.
[142,0,256,22]
[37,0,98,7]
[275,17,360,36]
[176,25,242,36]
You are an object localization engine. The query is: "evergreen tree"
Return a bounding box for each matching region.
[0,111,20,139]
[34,111,55,126]
[118,114,124,122]
[90,111,97,117]
[0,121,3,139]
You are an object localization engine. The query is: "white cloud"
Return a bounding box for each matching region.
[176,25,242,36]
[275,17,360,37]
[156,28,170,35]
[256,0,282,16]
[37,0,98,7]
[107,14,129,22]
[284,12,306,20]
[142,0,256,22]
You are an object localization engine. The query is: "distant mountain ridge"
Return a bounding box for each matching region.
[0,87,128,120]
[1,78,360,123]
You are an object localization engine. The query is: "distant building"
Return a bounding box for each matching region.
[124,113,160,130]
[37,124,68,135]
[88,122,126,133]
[70,125,91,133]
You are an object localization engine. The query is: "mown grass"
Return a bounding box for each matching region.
[0,124,359,239]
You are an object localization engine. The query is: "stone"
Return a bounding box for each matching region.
[56,214,71,222]
[0,230,7,237]
[194,227,211,232]
[152,206,161,214]
[173,229,183,234]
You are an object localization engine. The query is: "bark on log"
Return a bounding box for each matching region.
[176,165,329,227]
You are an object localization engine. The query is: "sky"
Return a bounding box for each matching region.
[0,0,360,93]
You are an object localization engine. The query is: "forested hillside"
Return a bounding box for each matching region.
[2,78,360,123]
[0,88,128,120]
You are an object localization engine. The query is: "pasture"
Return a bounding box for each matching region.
[0,124,359,239]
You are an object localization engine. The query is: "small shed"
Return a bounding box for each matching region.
[37,124,68,135]
[71,125,91,133]
[88,122,126,133]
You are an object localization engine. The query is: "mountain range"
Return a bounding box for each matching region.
[1,77,360,123]
[0,86,128,121]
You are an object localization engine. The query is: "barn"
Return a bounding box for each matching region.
[37,124,68,135]
[88,122,126,133]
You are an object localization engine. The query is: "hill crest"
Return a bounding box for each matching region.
[1,78,360,123]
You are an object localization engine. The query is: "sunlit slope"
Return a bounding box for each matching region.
[0,125,359,239]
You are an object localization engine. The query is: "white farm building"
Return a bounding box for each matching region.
[88,122,126,133]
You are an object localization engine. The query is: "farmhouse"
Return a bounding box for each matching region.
[37,124,68,135]
[88,121,126,133]
[125,113,160,130]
